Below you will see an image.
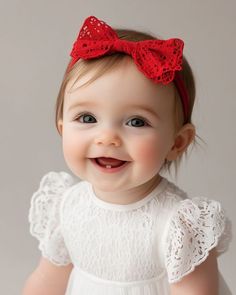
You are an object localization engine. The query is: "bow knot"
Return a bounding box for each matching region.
[112,39,137,55]
[69,16,184,86]
[68,16,190,123]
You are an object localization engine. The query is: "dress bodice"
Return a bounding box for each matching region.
[28,171,232,294]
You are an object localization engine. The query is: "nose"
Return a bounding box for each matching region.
[94,129,122,147]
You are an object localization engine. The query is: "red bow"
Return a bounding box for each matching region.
[68,16,189,122]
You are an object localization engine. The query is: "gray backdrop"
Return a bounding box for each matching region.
[0,0,235,294]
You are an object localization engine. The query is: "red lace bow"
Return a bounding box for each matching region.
[68,16,190,123]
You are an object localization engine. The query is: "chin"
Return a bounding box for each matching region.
[93,183,118,192]
[91,179,126,192]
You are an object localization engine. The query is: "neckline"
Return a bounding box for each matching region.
[86,177,168,211]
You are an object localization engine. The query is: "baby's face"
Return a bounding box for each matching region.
[59,57,177,198]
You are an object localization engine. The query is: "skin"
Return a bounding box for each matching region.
[170,248,219,295]
[58,56,195,205]
[23,56,219,294]
[22,258,73,295]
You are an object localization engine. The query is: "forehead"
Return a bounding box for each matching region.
[64,57,175,114]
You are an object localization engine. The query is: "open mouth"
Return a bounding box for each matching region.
[89,157,129,173]
[94,157,127,168]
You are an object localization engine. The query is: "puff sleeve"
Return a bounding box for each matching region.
[29,171,75,266]
[164,197,232,283]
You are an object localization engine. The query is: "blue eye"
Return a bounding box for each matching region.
[76,113,97,123]
[127,117,148,127]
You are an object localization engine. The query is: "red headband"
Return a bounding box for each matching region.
[68,16,190,123]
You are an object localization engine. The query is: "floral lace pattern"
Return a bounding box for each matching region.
[29,171,75,265]
[61,181,168,281]
[165,197,232,283]
[28,171,232,284]
[69,16,184,85]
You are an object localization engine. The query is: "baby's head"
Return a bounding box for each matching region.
[55,17,196,187]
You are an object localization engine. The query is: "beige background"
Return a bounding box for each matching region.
[0,0,235,294]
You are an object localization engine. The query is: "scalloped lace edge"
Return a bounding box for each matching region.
[168,216,233,284]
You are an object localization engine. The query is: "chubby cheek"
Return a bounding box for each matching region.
[132,136,168,173]
[61,128,85,169]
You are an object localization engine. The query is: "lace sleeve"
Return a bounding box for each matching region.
[28,171,75,266]
[164,197,233,284]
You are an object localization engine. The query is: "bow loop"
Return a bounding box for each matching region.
[69,16,184,84]
[71,40,114,60]
[78,16,118,41]
[132,38,184,84]
[67,16,190,123]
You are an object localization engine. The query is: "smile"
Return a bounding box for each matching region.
[90,157,129,173]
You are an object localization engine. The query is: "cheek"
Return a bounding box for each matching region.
[62,128,82,160]
[134,141,157,161]
[131,134,169,165]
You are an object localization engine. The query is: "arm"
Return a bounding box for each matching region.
[170,248,219,295]
[22,257,73,295]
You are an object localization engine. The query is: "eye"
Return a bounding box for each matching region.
[127,117,149,127]
[75,113,97,123]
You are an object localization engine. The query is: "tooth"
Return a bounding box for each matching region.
[106,165,112,168]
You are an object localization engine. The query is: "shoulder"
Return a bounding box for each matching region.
[158,177,228,218]
[29,171,76,215]
[157,177,188,211]
[29,171,77,226]
[156,178,189,259]
[32,171,76,197]
[60,178,92,216]
[29,171,93,220]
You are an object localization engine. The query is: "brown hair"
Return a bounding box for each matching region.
[55,28,204,178]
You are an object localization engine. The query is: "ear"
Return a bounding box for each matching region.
[57,119,63,136]
[166,123,196,161]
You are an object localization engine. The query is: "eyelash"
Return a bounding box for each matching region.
[74,112,150,127]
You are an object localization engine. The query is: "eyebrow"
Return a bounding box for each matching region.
[126,104,160,119]
[67,100,99,112]
[67,101,160,119]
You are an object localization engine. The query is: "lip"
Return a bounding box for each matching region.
[89,158,130,174]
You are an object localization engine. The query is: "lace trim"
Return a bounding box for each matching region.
[165,197,232,283]
[70,16,184,85]
[29,171,75,265]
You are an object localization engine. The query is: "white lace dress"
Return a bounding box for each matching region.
[28,171,232,295]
